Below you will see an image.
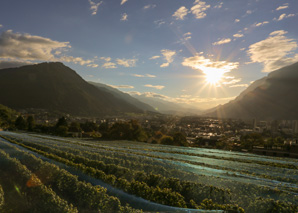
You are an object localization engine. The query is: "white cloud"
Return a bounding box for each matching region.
[274,13,296,21]
[229,84,248,88]
[276,4,289,11]
[222,78,241,85]
[144,4,156,10]
[102,62,117,69]
[154,19,166,27]
[212,38,231,45]
[0,30,70,61]
[214,2,223,9]
[246,10,252,15]
[60,56,94,66]
[0,24,3,28]
[150,55,160,60]
[181,55,239,77]
[173,6,189,20]
[160,49,176,67]
[255,21,269,27]
[88,0,103,15]
[100,57,112,62]
[144,84,165,90]
[191,0,211,19]
[247,30,298,72]
[120,0,128,5]
[235,19,240,23]
[0,30,96,67]
[132,74,156,78]
[87,64,99,68]
[109,85,134,89]
[233,34,244,38]
[116,58,137,67]
[121,13,128,21]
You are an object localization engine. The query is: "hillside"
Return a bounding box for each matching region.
[0,62,142,116]
[89,82,156,112]
[206,62,298,120]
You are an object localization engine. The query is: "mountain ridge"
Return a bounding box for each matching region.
[206,62,298,120]
[0,62,143,116]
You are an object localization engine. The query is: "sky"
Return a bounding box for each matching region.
[0,0,298,109]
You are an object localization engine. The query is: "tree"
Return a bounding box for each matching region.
[160,136,174,145]
[55,117,68,128]
[69,122,81,132]
[173,132,188,146]
[27,115,35,131]
[15,115,27,130]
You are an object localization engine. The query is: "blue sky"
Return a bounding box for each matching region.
[1,0,298,109]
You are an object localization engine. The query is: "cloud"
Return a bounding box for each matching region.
[247,30,298,72]
[144,4,156,10]
[212,38,231,45]
[255,21,269,27]
[0,30,70,61]
[276,4,289,11]
[132,74,156,78]
[234,19,240,23]
[87,64,98,68]
[0,30,97,67]
[102,62,117,69]
[121,13,128,21]
[144,84,165,90]
[191,0,211,19]
[214,2,223,9]
[149,55,160,60]
[0,24,3,28]
[0,59,32,69]
[246,10,252,15]
[222,78,241,85]
[229,84,248,88]
[181,55,239,78]
[109,85,134,89]
[160,49,176,67]
[120,0,128,5]
[100,57,112,62]
[154,19,166,27]
[173,6,188,20]
[88,0,103,15]
[116,58,137,67]
[233,34,244,38]
[274,13,296,21]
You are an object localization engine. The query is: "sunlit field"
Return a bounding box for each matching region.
[1,131,298,212]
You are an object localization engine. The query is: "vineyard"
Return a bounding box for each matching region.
[0,131,298,212]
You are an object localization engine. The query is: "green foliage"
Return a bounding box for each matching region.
[68,122,81,132]
[15,115,27,130]
[56,125,69,136]
[26,115,35,131]
[0,104,17,129]
[0,150,78,212]
[0,185,4,210]
[160,135,174,145]
[56,117,68,128]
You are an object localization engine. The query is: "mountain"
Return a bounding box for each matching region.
[206,62,298,120]
[88,82,156,112]
[131,94,202,116]
[0,62,143,116]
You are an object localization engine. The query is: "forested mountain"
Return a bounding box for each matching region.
[0,62,142,116]
[206,62,298,120]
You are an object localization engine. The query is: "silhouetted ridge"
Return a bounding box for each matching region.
[0,62,142,116]
[206,62,298,120]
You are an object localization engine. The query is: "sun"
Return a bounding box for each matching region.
[203,68,225,85]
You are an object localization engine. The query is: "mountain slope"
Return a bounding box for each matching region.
[132,95,202,115]
[0,62,142,116]
[206,62,298,120]
[89,82,156,112]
